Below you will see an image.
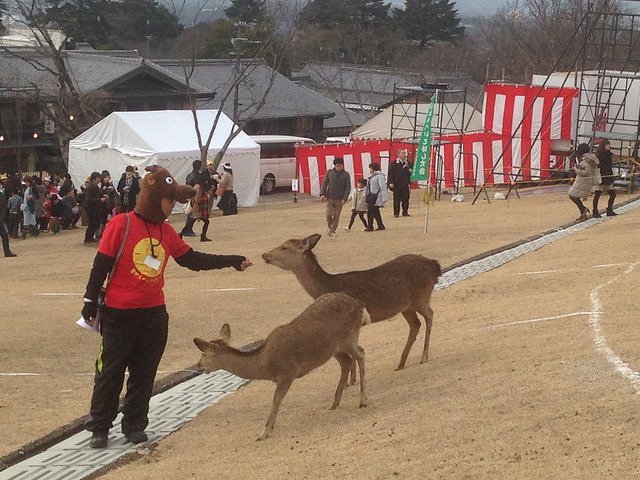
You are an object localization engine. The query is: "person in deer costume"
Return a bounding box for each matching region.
[81,165,252,449]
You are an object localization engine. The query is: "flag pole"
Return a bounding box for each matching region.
[412,91,438,235]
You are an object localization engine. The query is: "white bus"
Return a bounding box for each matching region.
[250,135,316,194]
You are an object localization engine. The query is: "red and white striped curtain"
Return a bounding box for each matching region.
[296,83,580,193]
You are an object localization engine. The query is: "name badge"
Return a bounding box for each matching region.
[144,255,162,271]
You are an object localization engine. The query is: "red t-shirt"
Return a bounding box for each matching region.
[99,213,191,309]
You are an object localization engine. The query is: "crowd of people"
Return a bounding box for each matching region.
[0,160,242,256]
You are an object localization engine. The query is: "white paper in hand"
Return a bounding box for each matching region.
[76,316,100,333]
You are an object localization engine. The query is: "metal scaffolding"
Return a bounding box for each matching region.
[388,83,470,197]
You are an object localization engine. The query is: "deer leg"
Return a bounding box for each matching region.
[331,352,353,410]
[419,305,434,364]
[258,377,294,441]
[348,359,357,386]
[352,345,367,408]
[397,310,421,370]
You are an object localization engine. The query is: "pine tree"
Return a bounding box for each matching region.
[393,0,464,47]
[224,0,266,24]
[354,0,391,30]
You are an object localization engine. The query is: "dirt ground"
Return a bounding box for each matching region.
[2,186,640,479]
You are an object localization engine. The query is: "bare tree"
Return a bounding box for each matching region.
[0,0,102,164]
[165,0,300,172]
[475,0,626,83]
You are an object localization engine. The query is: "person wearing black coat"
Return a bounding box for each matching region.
[117,166,140,212]
[593,139,618,218]
[0,189,16,257]
[387,148,413,217]
[84,172,104,244]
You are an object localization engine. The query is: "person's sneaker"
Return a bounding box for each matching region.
[124,431,148,444]
[183,231,197,237]
[5,252,17,258]
[89,432,108,449]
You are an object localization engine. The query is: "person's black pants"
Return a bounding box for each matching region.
[393,187,410,216]
[85,306,169,435]
[84,210,100,242]
[0,223,11,255]
[367,204,385,230]
[347,209,368,229]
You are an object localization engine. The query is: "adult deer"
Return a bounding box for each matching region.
[193,292,370,441]
[262,233,441,370]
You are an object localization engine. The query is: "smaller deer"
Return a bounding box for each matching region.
[193,292,370,441]
[262,233,442,371]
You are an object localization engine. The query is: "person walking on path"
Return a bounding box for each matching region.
[364,162,388,232]
[592,139,618,218]
[319,157,351,237]
[387,148,413,217]
[344,178,368,231]
[0,188,16,257]
[568,143,599,222]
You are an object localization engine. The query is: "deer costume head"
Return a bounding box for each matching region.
[135,165,195,224]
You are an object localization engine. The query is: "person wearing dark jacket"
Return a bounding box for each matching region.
[181,160,207,236]
[83,172,104,244]
[116,166,140,212]
[592,139,617,218]
[0,189,16,257]
[319,157,351,237]
[81,166,252,449]
[387,148,413,217]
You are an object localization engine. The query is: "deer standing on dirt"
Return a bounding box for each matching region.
[262,233,442,371]
[193,292,370,441]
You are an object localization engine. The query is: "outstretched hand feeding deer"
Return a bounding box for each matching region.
[262,233,442,371]
[194,292,370,441]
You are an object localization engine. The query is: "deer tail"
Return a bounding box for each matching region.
[361,307,372,326]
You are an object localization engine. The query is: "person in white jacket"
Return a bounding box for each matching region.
[344,178,369,231]
[364,162,388,232]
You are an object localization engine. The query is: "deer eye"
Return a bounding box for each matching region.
[165,177,174,185]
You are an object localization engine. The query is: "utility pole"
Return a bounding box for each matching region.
[145,19,152,58]
[229,22,260,123]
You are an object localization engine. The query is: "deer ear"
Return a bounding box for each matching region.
[219,323,231,342]
[193,337,211,352]
[304,234,321,250]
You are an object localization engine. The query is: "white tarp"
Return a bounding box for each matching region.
[68,110,261,207]
[351,102,483,140]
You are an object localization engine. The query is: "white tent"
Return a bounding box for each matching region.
[68,110,261,207]
[351,102,483,140]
